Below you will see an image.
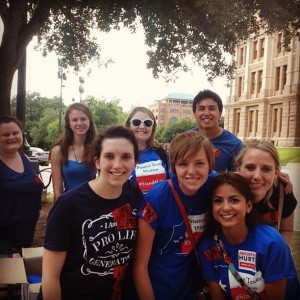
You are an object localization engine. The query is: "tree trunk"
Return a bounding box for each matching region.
[0,0,50,116]
[0,60,16,115]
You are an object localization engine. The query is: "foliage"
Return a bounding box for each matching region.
[82,96,127,131]
[156,118,197,143]
[219,116,224,128]
[1,0,299,114]
[10,92,127,149]
[277,147,300,166]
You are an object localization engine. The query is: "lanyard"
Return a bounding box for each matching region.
[214,233,262,300]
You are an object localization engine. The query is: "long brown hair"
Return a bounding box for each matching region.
[51,103,97,165]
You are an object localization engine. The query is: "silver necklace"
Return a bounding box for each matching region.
[71,145,82,164]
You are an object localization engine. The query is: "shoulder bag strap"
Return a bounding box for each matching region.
[214,233,262,300]
[167,179,202,270]
[277,182,284,231]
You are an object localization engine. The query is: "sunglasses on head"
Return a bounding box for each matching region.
[130,119,154,127]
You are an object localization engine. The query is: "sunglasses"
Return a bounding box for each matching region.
[130,119,154,127]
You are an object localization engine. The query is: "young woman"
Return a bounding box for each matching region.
[199,172,299,300]
[40,126,144,300]
[133,131,215,300]
[125,107,169,194]
[0,115,43,251]
[50,103,97,201]
[236,139,297,244]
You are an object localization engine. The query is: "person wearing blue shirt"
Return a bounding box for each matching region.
[199,172,299,300]
[125,107,169,194]
[191,89,243,172]
[133,131,216,300]
[50,103,97,202]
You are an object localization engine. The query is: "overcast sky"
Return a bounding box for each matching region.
[8,24,229,112]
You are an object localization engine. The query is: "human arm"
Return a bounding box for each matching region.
[50,146,64,202]
[279,172,293,194]
[265,278,287,300]
[41,249,67,300]
[279,213,294,245]
[207,282,226,300]
[133,218,156,300]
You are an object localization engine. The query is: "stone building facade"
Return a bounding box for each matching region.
[150,92,195,127]
[224,31,300,146]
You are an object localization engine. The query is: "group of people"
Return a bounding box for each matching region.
[0,89,299,299]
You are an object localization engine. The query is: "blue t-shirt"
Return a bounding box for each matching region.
[0,152,43,247]
[191,128,243,172]
[137,173,215,300]
[130,147,169,194]
[199,224,299,300]
[62,160,96,191]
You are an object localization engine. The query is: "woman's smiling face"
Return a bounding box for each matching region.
[212,183,252,230]
[96,137,136,188]
[237,149,279,202]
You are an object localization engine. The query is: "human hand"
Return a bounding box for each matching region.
[279,172,293,194]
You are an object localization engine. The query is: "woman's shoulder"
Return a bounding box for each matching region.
[51,145,62,154]
[146,180,170,202]
[251,224,285,243]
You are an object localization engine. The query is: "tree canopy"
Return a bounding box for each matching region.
[11,92,127,149]
[1,0,299,115]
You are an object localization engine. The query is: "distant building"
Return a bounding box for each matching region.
[150,92,195,127]
[225,31,300,146]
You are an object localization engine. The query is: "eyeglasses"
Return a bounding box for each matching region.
[130,119,154,127]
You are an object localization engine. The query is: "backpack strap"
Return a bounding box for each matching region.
[155,147,170,179]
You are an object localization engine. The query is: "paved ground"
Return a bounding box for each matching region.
[281,163,300,231]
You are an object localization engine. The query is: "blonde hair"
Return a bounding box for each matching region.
[236,139,281,206]
[124,106,158,148]
[236,139,281,172]
[169,131,215,175]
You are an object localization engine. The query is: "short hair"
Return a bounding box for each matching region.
[0,115,23,131]
[235,139,281,171]
[0,115,24,150]
[95,126,139,162]
[192,89,223,114]
[169,131,215,176]
[124,106,158,148]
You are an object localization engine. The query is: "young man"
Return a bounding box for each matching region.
[191,89,243,172]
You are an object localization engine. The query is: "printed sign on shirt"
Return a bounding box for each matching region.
[136,160,166,192]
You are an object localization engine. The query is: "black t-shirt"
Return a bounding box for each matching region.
[254,183,297,227]
[44,180,143,300]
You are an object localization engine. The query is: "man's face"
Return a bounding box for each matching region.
[194,98,221,131]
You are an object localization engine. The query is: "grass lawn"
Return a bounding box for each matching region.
[291,231,300,277]
[277,147,300,166]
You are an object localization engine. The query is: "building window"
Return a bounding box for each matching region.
[248,108,258,135]
[250,72,256,94]
[275,67,280,91]
[237,76,243,98]
[277,33,282,54]
[258,70,263,92]
[234,109,241,135]
[271,105,282,137]
[275,65,287,91]
[239,47,244,67]
[169,116,178,123]
[253,40,258,60]
[259,38,265,58]
[282,65,287,87]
